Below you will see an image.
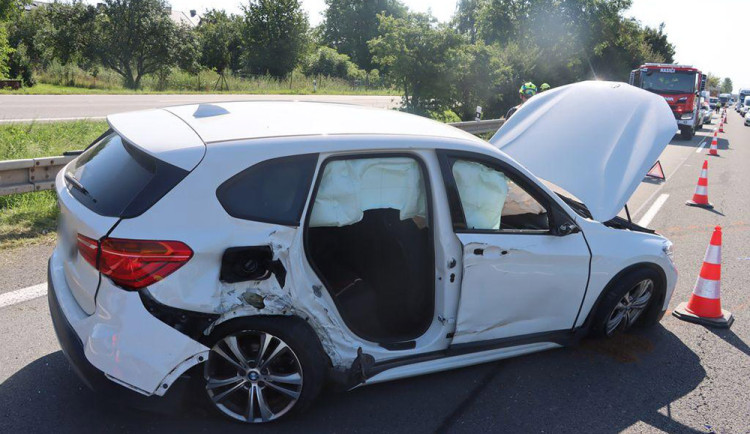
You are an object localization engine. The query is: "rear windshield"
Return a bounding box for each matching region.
[64,132,189,218]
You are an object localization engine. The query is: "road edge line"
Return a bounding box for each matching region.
[637,194,670,227]
[0,283,47,308]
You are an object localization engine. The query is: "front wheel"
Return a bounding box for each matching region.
[590,268,663,338]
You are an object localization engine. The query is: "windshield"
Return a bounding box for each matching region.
[642,71,696,94]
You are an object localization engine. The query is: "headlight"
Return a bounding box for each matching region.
[681,113,693,120]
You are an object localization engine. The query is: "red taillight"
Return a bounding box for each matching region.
[77,234,99,269]
[77,234,192,290]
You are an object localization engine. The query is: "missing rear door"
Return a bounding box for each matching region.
[305,155,435,343]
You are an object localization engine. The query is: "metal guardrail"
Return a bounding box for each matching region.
[0,155,77,196]
[450,118,505,135]
[0,119,505,197]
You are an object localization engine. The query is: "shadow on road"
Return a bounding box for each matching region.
[0,326,705,433]
[706,327,750,358]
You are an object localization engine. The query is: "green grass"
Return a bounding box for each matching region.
[0,65,399,96]
[1,82,400,96]
[0,191,58,249]
[0,120,108,248]
[0,120,108,160]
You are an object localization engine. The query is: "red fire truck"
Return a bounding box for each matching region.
[629,63,706,140]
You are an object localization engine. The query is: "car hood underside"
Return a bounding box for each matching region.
[490,80,677,222]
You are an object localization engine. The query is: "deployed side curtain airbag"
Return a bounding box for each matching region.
[309,158,427,228]
[452,160,508,230]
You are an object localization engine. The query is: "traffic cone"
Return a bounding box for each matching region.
[708,132,719,156]
[686,160,713,209]
[673,226,733,328]
[719,120,724,133]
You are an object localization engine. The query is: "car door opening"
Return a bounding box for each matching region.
[306,156,435,343]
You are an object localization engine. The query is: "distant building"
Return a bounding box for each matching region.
[167,7,200,27]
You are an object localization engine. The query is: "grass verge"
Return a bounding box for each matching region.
[0,82,400,96]
[0,120,108,249]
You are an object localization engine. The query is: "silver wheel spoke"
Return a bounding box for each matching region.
[256,385,275,421]
[256,332,273,368]
[211,379,246,403]
[266,372,302,385]
[607,309,625,334]
[213,346,245,371]
[264,380,301,399]
[224,336,250,370]
[260,341,289,369]
[246,384,256,422]
[207,375,244,390]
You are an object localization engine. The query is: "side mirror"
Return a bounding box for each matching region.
[556,222,580,237]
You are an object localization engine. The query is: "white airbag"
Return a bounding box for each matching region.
[309,158,426,227]
[452,161,508,230]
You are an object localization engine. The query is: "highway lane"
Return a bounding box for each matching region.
[0,112,748,432]
[0,94,402,122]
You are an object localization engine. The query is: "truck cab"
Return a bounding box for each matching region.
[630,64,706,140]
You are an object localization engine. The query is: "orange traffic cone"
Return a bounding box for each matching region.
[719,121,724,133]
[708,132,719,156]
[673,226,733,327]
[686,160,713,209]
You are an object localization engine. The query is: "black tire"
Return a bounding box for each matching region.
[589,267,664,338]
[680,126,694,140]
[201,316,328,423]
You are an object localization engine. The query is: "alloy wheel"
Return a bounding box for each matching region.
[205,330,303,423]
[605,279,654,335]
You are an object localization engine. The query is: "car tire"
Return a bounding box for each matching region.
[679,127,693,140]
[201,316,328,423]
[590,267,663,338]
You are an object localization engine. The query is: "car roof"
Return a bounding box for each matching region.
[166,101,479,143]
[107,101,489,170]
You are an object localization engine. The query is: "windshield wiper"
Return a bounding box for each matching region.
[64,172,97,203]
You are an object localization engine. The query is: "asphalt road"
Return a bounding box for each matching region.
[1,112,749,432]
[0,94,402,122]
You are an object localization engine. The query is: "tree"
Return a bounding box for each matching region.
[44,1,98,67]
[0,0,24,79]
[643,23,675,64]
[197,10,243,76]
[369,12,462,112]
[241,0,309,77]
[720,77,733,94]
[89,0,184,89]
[321,0,406,70]
[453,0,482,43]
[705,73,720,95]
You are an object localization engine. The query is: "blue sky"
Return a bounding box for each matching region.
[163,0,749,91]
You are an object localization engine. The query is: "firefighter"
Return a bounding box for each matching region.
[539,83,551,93]
[506,82,537,119]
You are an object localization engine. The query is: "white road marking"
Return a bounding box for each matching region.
[637,194,670,227]
[696,138,707,153]
[633,136,705,218]
[0,283,47,308]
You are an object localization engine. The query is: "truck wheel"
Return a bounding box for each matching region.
[680,126,694,140]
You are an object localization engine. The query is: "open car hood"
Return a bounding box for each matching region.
[489,80,676,222]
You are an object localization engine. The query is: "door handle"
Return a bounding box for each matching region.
[473,247,508,257]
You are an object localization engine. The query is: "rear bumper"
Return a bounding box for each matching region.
[47,252,208,409]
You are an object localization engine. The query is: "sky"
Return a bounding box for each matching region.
[164,0,749,92]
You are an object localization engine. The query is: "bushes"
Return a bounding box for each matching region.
[303,46,366,81]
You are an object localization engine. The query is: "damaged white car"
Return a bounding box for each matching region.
[49,81,678,423]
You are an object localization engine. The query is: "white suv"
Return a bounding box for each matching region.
[49,81,678,423]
